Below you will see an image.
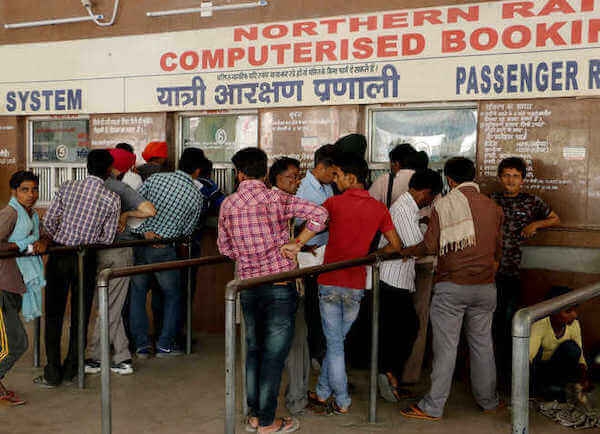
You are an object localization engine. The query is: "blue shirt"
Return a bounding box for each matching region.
[296,170,334,246]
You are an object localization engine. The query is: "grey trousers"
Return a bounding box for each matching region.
[284,297,310,414]
[419,281,499,418]
[88,247,133,364]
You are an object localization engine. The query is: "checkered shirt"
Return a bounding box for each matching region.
[42,176,120,246]
[132,170,203,239]
[217,180,328,280]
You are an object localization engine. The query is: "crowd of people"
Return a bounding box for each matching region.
[0,133,594,433]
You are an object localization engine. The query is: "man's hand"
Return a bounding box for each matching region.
[521,222,539,238]
[118,214,128,233]
[144,231,161,240]
[32,239,49,254]
[280,242,301,260]
[577,364,593,392]
[301,244,318,256]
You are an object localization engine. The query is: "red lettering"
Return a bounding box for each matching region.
[315,41,337,62]
[180,51,199,70]
[263,24,288,39]
[248,46,268,66]
[414,10,443,26]
[234,26,257,42]
[352,37,374,59]
[402,33,425,55]
[571,20,582,44]
[202,49,224,69]
[502,25,532,49]
[377,35,398,57]
[349,16,377,32]
[382,12,408,29]
[470,27,498,50]
[536,22,567,46]
[227,48,245,67]
[293,42,312,63]
[160,52,177,71]
[319,18,345,34]
[582,0,594,11]
[340,39,349,60]
[442,30,466,52]
[589,19,600,43]
[293,21,318,37]
[538,0,576,16]
[502,2,535,19]
[447,6,479,23]
[270,44,291,64]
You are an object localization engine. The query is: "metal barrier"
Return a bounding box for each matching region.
[511,281,600,434]
[96,254,232,434]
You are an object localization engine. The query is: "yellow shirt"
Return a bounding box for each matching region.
[529,316,586,366]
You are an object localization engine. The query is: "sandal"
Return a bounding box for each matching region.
[245,416,258,432]
[32,375,58,389]
[378,373,398,402]
[0,391,26,406]
[258,417,299,433]
[307,391,330,415]
[331,401,350,415]
[400,404,441,421]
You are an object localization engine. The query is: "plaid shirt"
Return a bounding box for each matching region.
[217,180,328,280]
[132,170,203,239]
[43,176,120,246]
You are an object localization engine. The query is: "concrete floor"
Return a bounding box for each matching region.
[1,324,591,434]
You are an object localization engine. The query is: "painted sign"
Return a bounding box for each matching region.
[0,0,599,114]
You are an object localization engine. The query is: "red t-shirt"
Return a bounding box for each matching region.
[318,188,395,290]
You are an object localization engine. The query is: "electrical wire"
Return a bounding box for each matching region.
[84,0,120,27]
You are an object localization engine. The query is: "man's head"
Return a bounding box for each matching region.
[312,144,339,184]
[109,148,136,178]
[142,141,168,166]
[389,142,416,173]
[408,169,443,208]
[546,286,579,326]
[10,170,39,210]
[498,157,527,197]
[444,157,476,188]
[334,134,367,159]
[269,157,301,194]
[334,153,369,193]
[87,149,114,180]
[405,151,429,171]
[115,142,135,155]
[231,147,268,183]
[199,157,213,179]
[179,148,207,179]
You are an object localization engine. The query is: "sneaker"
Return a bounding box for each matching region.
[156,345,184,358]
[136,346,154,359]
[84,359,101,375]
[0,391,26,407]
[111,360,134,375]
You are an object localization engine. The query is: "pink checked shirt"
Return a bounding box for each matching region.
[217,180,328,280]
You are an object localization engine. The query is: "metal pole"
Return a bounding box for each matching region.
[98,270,112,434]
[77,249,86,389]
[225,283,238,434]
[240,306,248,417]
[512,309,532,434]
[33,317,41,367]
[186,241,193,355]
[369,262,381,424]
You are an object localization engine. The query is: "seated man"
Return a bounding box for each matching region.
[530,285,590,402]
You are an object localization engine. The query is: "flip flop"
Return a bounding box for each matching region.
[378,373,398,402]
[400,404,441,421]
[0,391,26,407]
[258,417,299,433]
[245,416,258,432]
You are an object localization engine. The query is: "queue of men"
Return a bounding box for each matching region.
[0,134,593,433]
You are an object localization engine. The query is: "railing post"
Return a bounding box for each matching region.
[240,309,248,417]
[77,248,86,389]
[512,309,532,434]
[369,260,381,424]
[225,283,238,434]
[98,269,112,434]
[186,240,193,355]
[33,317,41,367]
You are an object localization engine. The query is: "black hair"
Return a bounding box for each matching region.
[199,158,213,178]
[231,147,268,179]
[498,156,527,178]
[314,144,338,168]
[444,157,476,184]
[389,142,416,166]
[409,169,443,196]
[87,149,114,180]
[335,153,369,185]
[268,157,300,187]
[179,148,206,175]
[115,142,134,154]
[9,170,39,189]
[405,151,429,170]
[545,285,572,301]
[334,134,367,158]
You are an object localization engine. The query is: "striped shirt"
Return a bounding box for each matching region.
[379,192,423,292]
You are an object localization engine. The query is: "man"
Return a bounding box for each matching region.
[85,148,156,376]
[295,144,337,367]
[268,157,301,194]
[116,142,143,190]
[491,157,560,371]
[377,169,443,403]
[530,286,590,402]
[369,142,417,206]
[137,141,169,181]
[334,133,367,159]
[0,171,46,405]
[400,157,503,421]
[308,154,402,416]
[218,147,327,434]
[129,148,205,358]
[37,150,120,387]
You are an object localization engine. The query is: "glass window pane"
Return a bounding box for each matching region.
[371,108,477,172]
[32,120,89,163]
[182,115,258,163]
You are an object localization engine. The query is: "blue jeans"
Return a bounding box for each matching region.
[316,285,364,409]
[241,283,297,427]
[129,245,181,350]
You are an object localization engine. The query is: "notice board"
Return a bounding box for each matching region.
[477,98,600,232]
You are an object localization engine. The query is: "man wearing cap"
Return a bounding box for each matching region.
[84,148,156,376]
[137,141,169,181]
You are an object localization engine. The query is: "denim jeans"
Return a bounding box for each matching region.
[241,283,297,427]
[129,245,181,350]
[316,284,364,409]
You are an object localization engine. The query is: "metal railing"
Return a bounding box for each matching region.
[511,281,600,434]
[96,254,232,434]
[0,236,191,389]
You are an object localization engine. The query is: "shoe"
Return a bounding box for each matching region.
[0,391,26,407]
[32,375,58,389]
[111,360,134,375]
[84,359,101,375]
[156,345,184,358]
[136,346,154,359]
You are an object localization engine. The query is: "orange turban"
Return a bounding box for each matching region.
[142,141,168,162]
